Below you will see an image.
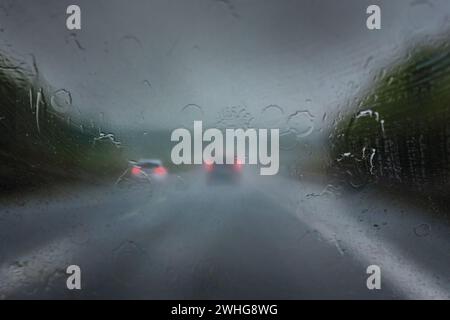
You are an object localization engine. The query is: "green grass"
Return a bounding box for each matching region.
[330,37,450,196]
[0,50,127,192]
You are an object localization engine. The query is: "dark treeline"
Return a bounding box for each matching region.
[0,50,126,193]
[330,36,450,199]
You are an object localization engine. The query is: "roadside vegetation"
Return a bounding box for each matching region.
[0,50,126,193]
[330,36,450,199]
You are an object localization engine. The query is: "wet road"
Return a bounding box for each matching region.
[0,169,449,299]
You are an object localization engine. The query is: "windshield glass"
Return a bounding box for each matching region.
[0,0,449,300]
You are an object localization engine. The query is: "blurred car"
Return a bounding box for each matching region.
[121,159,168,186]
[204,157,242,184]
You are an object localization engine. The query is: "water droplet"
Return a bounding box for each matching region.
[287,110,314,138]
[180,104,204,128]
[414,224,431,237]
[93,132,122,148]
[279,130,298,150]
[355,109,380,122]
[387,76,395,86]
[257,105,285,129]
[50,89,72,113]
[364,56,374,69]
[215,106,253,129]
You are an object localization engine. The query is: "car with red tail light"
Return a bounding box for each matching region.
[204,157,242,184]
[126,159,168,184]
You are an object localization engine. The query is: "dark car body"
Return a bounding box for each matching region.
[204,159,242,184]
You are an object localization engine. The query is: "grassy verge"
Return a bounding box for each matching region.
[0,50,127,193]
[330,36,450,198]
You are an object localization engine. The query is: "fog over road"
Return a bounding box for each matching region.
[0,169,449,299]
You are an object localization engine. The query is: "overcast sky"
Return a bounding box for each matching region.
[1,0,449,131]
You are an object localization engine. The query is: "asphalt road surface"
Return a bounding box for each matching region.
[0,168,449,299]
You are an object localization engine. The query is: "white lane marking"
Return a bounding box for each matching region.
[256,177,450,300]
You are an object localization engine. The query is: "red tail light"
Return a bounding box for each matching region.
[153,166,167,176]
[234,159,243,171]
[204,160,214,172]
[131,166,142,175]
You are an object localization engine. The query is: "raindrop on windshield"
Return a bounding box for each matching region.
[215,106,253,129]
[50,89,72,114]
[279,130,298,150]
[257,104,285,129]
[179,104,204,129]
[414,224,431,237]
[287,110,315,138]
